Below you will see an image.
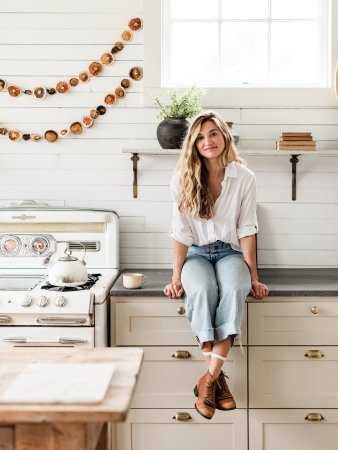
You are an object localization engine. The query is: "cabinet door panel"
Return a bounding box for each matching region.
[249,409,338,450]
[249,300,338,345]
[249,346,338,407]
[116,302,247,345]
[118,409,247,450]
[131,346,247,408]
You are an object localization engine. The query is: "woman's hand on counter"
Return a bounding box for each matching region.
[250,280,269,300]
[163,279,184,299]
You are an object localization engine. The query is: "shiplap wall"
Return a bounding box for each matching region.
[1,0,338,268]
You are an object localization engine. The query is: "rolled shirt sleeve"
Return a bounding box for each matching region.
[169,172,194,247]
[169,202,194,247]
[237,174,258,239]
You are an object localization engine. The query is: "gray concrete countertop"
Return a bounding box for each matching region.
[111,268,338,298]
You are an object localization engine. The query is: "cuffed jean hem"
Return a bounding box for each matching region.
[191,325,215,348]
[215,322,240,342]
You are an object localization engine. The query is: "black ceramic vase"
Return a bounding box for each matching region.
[157,118,190,149]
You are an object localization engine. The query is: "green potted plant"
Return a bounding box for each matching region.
[153,86,206,149]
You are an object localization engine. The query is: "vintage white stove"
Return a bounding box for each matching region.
[0,201,119,348]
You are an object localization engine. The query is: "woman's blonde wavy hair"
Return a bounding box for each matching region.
[176,110,244,220]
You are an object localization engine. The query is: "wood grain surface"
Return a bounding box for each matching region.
[0,348,143,423]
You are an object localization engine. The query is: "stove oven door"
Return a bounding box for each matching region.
[0,327,94,348]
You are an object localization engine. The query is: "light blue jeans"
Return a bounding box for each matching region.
[181,240,251,347]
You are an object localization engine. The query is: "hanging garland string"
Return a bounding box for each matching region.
[0,66,143,143]
[0,17,143,100]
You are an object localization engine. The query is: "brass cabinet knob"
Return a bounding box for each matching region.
[176,306,185,315]
[304,350,324,358]
[310,306,319,314]
[305,413,324,422]
[172,412,192,421]
[172,350,191,359]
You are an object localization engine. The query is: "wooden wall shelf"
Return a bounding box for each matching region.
[122,148,338,200]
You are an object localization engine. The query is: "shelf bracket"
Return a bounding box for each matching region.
[131,153,140,198]
[290,154,300,201]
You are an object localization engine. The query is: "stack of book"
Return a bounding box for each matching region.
[276,132,316,151]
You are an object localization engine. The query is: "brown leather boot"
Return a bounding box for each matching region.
[215,370,236,410]
[193,371,217,420]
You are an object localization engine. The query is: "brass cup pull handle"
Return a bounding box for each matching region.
[172,412,192,421]
[172,350,191,359]
[176,306,185,315]
[305,413,324,422]
[305,350,324,358]
[310,306,319,314]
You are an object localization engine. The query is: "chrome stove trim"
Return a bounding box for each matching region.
[36,317,87,325]
[67,241,100,251]
[1,200,119,218]
[2,336,87,344]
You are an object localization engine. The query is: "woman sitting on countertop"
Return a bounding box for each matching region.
[163,110,269,420]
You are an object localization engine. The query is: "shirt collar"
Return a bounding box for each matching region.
[221,162,238,185]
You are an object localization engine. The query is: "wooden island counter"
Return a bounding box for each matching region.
[0,347,143,450]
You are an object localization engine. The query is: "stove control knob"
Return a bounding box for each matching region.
[37,296,49,307]
[55,296,67,307]
[20,295,33,307]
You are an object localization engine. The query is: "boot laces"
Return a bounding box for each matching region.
[217,371,233,400]
[203,377,216,407]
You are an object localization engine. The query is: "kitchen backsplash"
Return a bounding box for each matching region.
[0,0,338,268]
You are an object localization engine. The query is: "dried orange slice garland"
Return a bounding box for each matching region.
[0,67,143,142]
[0,17,143,100]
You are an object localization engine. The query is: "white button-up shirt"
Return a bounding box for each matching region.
[169,161,258,251]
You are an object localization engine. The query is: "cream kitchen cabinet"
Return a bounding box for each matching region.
[111,284,338,450]
[131,346,247,409]
[249,346,338,408]
[115,299,247,346]
[118,409,247,450]
[249,409,338,450]
[248,297,338,450]
[248,298,338,345]
[112,296,247,450]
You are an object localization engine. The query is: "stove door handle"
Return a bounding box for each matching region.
[2,336,27,343]
[2,336,88,344]
[59,337,88,344]
[0,316,11,324]
[36,317,87,325]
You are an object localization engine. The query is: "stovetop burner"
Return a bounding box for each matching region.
[41,274,101,291]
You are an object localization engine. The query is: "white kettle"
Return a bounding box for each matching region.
[43,245,88,287]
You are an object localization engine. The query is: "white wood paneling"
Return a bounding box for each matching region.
[1,60,143,76]
[0,108,154,123]
[1,0,142,12]
[0,92,143,107]
[0,13,140,29]
[0,0,338,269]
[0,29,143,45]
[0,44,143,60]
[241,108,338,125]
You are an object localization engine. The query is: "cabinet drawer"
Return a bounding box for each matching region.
[118,409,247,450]
[116,302,247,346]
[131,346,247,408]
[249,299,338,345]
[249,409,338,450]
[249,346,338,408]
